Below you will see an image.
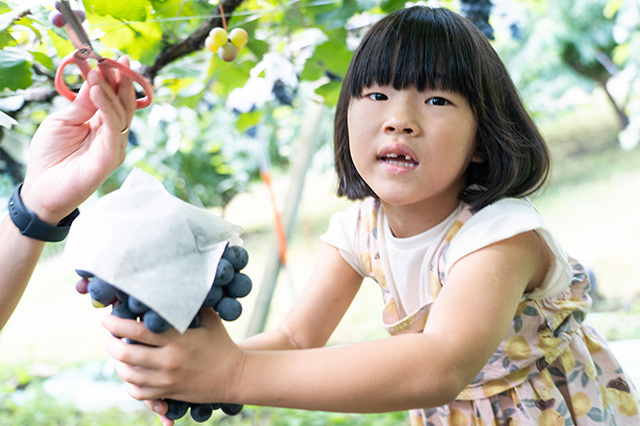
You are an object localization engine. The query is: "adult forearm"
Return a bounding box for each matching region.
[0,215,46,330]
[230,333,463,413]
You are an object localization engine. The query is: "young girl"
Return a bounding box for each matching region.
[103,6,640,425]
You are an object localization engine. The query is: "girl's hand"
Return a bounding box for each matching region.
[101,307,244,405]
[20,56,137,224]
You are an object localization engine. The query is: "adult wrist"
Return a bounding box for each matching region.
[7,183,79,242]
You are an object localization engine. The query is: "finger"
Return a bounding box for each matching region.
[115,56,136,119]
[123,380,169,402]
[53,81,98,125]
[87,69,129,133]
[113,359,167,389]
[102,315,174,349]
[145,400,176,426]
[147,399,168,416]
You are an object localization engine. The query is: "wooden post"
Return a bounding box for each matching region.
[245,101,325,337]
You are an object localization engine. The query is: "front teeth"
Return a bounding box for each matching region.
[385,153,414,161]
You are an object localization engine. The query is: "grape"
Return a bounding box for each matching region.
[111,301,138,320]
[229,28,249,48]
[209,27,228,47]
[49,10,65,27]
[216,297,242,321]
[218,43,239,62]
[75,269,94,279]
[54,1,63,11]
[203,285,224,308]
[115,289,129,304]
[213,258,234,286]
[222,245,249,271]
[75,278,89,294]
[221,403,244,416]
[143,310,171,333]
[88,277,118,307]
[460,0,494,40]
[73,9,86,23]
[190,403,214,422]
[165,399,189,420]
[225,273,252,298]
[128,296,149,315]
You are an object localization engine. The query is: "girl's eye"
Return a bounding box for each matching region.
[367,93,388,101]
[426,97,450,106]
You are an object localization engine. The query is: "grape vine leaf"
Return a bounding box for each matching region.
[83,0,148,22]
[0,47,32,90]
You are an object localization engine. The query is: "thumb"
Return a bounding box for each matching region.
[55,75,98,125]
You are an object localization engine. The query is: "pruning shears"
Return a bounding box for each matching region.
[53,0,153,109]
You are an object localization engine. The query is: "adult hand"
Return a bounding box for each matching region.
[20,56,137,224]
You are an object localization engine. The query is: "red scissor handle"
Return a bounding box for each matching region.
[55,52,153,109]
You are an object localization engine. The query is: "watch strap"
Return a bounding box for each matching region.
[7,183,79,242]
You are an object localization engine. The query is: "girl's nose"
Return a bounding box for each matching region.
[383,109,420,136]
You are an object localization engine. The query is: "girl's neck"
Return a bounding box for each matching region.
[380,197,461,238]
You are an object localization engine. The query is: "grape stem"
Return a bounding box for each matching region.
[218,2,227,31]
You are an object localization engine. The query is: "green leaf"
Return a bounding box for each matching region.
[83,0,149,22]
[29,50,54,71]
[0,47,32,90]
[86,14,162,64]
[315,80,342,107]
[379,0,405,13]
[236,110,263,133]
[48,29,76,59]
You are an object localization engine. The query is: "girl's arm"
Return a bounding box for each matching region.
[103,229,549,413]
[240,243,365,351]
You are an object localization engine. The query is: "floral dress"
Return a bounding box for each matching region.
[355,198,640,425]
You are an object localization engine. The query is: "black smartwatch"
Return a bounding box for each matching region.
[7,183,79,242]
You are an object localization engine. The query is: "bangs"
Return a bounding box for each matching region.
[346,7,479,103]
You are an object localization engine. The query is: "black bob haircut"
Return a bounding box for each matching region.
[333,6,550,212]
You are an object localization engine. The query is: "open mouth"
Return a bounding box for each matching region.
[379,153,418,168]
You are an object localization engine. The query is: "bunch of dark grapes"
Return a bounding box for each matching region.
[75,243,252,422]
[49,1,86,28]
[460,0,494,40]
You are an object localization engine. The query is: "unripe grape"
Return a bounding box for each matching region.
[205,36,218,53]
[209,27,228,47]
[218,43,239,62]
[229,28,249,48]
[49,10,65,27]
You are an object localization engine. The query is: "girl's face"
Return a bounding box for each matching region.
[347,84,480,224]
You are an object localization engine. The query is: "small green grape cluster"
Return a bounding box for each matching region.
[205,27,249,62]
